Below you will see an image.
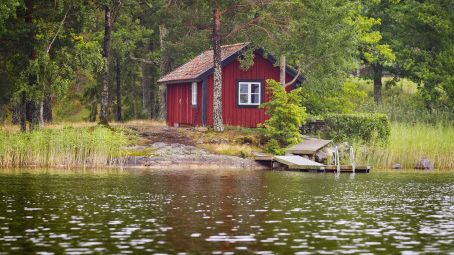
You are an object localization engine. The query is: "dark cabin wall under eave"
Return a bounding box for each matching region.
[206,53,294,128]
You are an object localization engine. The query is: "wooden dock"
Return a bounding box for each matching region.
[286,138,332,155]
[253,152,370,173]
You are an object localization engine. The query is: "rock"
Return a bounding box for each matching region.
[315,150,327,164]
[415,157,433,170]
[391,163,402,169]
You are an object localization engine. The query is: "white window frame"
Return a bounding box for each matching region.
[191,82,197,106]
[238,81,261,106]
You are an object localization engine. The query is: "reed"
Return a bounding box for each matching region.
[0,126,131,168]
[355,123,454,169]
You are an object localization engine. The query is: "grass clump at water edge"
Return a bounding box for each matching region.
[0,126,131,168]
[354,123,454,169]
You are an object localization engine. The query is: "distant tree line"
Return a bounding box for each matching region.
[0,0,452,131]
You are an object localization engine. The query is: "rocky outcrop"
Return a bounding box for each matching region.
[123,142,266,170]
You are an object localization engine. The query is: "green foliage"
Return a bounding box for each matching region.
[303,78,368,115]
[260,79,307,155]
[0,126,130,168]
[323,113,390,144]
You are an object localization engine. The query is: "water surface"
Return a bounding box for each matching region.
[0,169,453,254]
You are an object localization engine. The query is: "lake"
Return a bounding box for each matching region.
[0,169,453,254]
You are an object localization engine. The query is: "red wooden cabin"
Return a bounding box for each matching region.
[157,43,304,128]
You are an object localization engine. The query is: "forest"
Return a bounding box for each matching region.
[0,0,453,169]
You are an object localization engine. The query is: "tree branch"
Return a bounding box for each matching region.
[129,54,158,65]
[285,68,301,88]
[47,9,69,54]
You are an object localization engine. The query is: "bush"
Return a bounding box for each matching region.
[260,79,307,154]
[323,113,390,144]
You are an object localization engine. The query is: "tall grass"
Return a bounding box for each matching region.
[0,126,131,168]
[355,123,454,169]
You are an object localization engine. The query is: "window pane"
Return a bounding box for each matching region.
[239,83,248,93]
[239,94,248,104]
[251,94,260,104]
[251,83,260,93]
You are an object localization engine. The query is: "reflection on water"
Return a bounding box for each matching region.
[0,169,453,254]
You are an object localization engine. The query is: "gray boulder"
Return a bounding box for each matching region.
[315,150,328,164]
[415,157,433,170]
[391,163,402,169]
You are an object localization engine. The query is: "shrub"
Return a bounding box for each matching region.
[260,79,307,154]
[323,113,390,144]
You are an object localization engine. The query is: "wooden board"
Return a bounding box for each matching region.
[252,151,274,161]
[274,156,324,169]
[286,138,332,155]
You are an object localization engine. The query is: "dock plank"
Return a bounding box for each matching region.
[286,138,332,155]
[274,156,324,169]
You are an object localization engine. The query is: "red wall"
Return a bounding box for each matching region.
[166,82,202,126]
[207,53,294,127]
[167,53,294,128]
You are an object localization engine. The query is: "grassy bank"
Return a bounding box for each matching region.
[355,123,454,169]
[0,125,131,168]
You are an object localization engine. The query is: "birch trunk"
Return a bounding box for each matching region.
[99,5,112,125]
[212,8,224,132]
[159,24,170,120]
[280,55,286,87]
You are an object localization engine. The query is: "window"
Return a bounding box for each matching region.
[238,81,262,106]
[191,82,197,106]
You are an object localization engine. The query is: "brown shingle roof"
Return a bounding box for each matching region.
[157,42,249,84]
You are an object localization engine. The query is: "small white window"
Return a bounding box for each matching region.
[191,82,197,106]
[238,81,261,106]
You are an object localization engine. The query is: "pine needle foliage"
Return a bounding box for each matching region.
[260,79,307,155]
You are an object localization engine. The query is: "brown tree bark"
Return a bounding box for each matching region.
[372,64,383,104]
[99,5,112,125]
[115,57,122,122]
[212,7,224,132]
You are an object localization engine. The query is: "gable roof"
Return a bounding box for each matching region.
[158,43,249,84]
[157,42,304,84]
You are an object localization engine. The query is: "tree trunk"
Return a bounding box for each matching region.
[372,64,383,104]
[19,94,26,132]
[26,101,38,131]
[99,5,112,125]
[280,55,286,87]
[43,95,52,122]
[12,104,20,125]
[141,63,151,118]
[212,8,224,132]
[115,57,122,122]
[159,24,170,121]
[39,101,44,129]
[89,101,97,122]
